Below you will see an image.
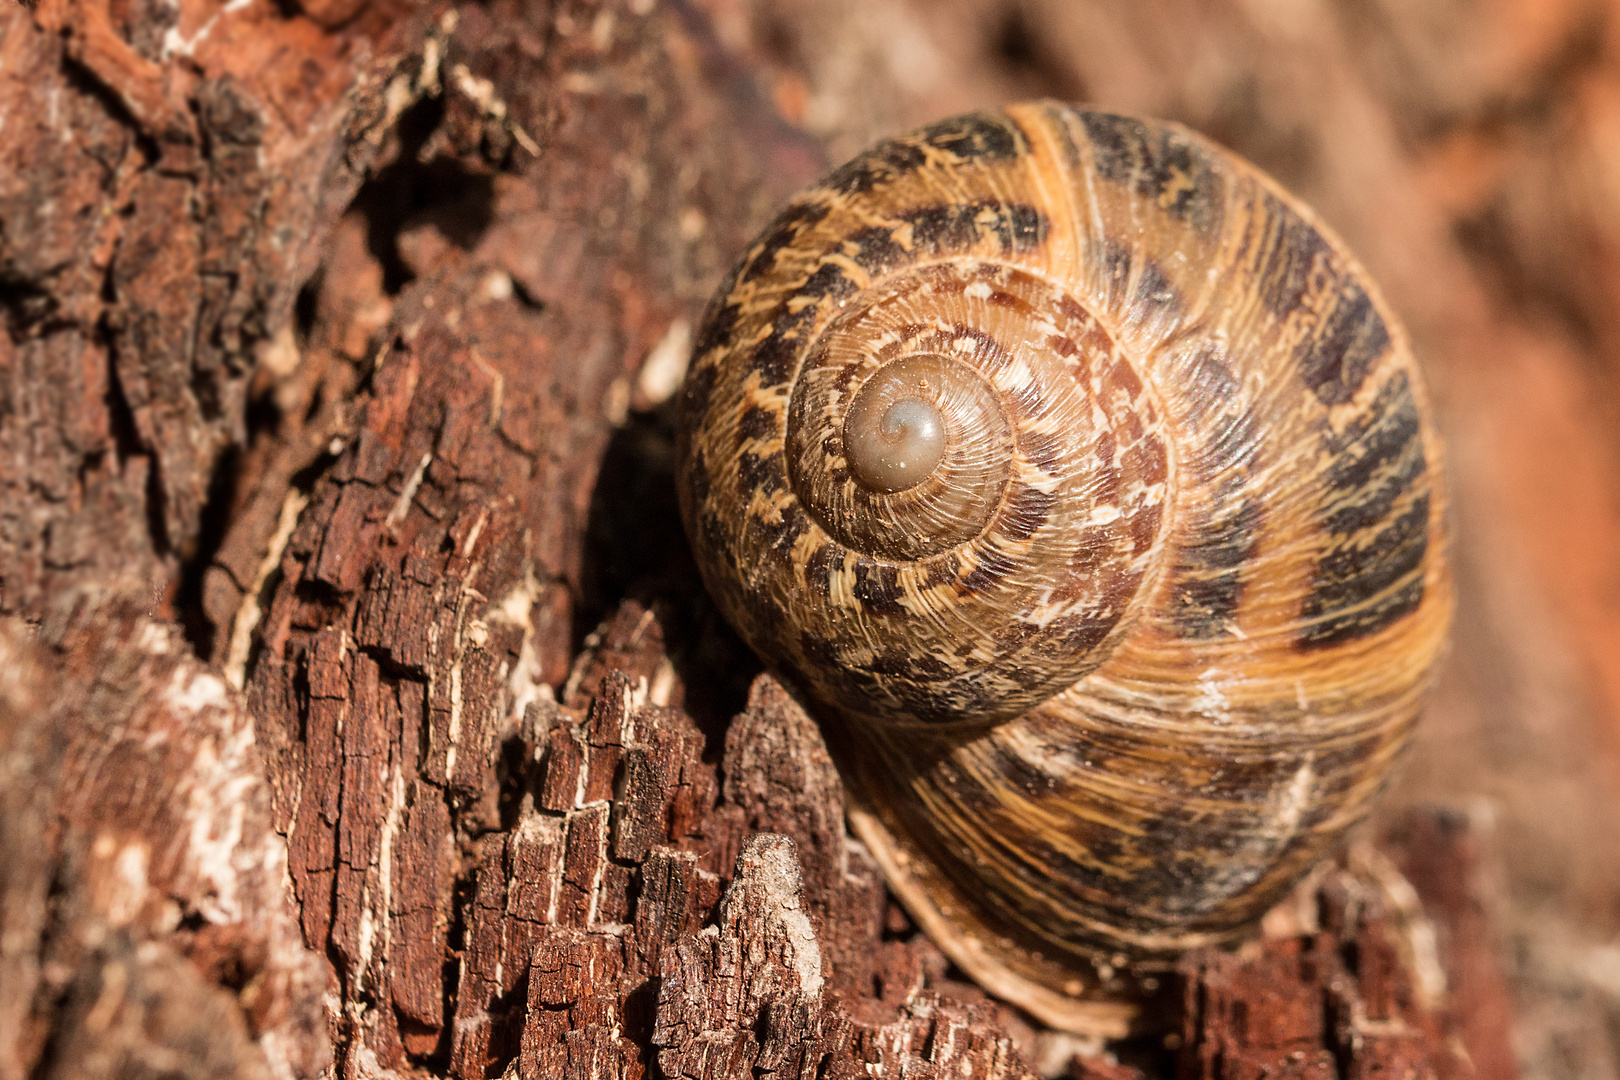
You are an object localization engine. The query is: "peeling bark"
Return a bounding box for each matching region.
[0,1,1552,1078]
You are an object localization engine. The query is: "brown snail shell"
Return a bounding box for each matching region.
[674,102,1453,1036]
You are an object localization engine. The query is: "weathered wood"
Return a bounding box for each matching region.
[0,589,1523,1079]
[0,0,424,628]
[0,0,1566,1078]
[0,608,328,1080]
[218,1,824,1072]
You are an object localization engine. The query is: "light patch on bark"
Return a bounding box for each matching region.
[636,319,692,408]
[729,836,823,997]
[488,558,549,724]
[384,453,432,531]
[168,665,258,924]
[225,488,308,690]
[96,836,151,926]
[446,657,463,781]
[583,809,611,926]
[449,63,540,155]
[1353,844,1449,1010]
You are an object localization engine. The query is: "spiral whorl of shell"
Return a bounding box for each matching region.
[675,102,1453,1035]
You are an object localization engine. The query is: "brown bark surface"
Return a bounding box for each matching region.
[2,1,1615,1079]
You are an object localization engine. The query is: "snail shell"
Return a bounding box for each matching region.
[675,102,1453,1035]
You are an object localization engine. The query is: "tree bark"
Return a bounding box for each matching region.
[1,0,1599,1078]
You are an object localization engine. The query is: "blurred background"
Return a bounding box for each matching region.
[681,0,1620,1075]
[5,0,1617,1074]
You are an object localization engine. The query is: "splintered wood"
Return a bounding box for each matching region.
[425,666,1040,1080]
[0,0,1542,1078]
[0,602,1519,1079]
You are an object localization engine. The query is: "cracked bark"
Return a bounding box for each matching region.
[0,1,1532,1079]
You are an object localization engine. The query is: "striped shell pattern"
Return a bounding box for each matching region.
[675,102,1453,1036]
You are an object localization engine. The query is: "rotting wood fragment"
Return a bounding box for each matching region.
[0,0,1537,1077]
